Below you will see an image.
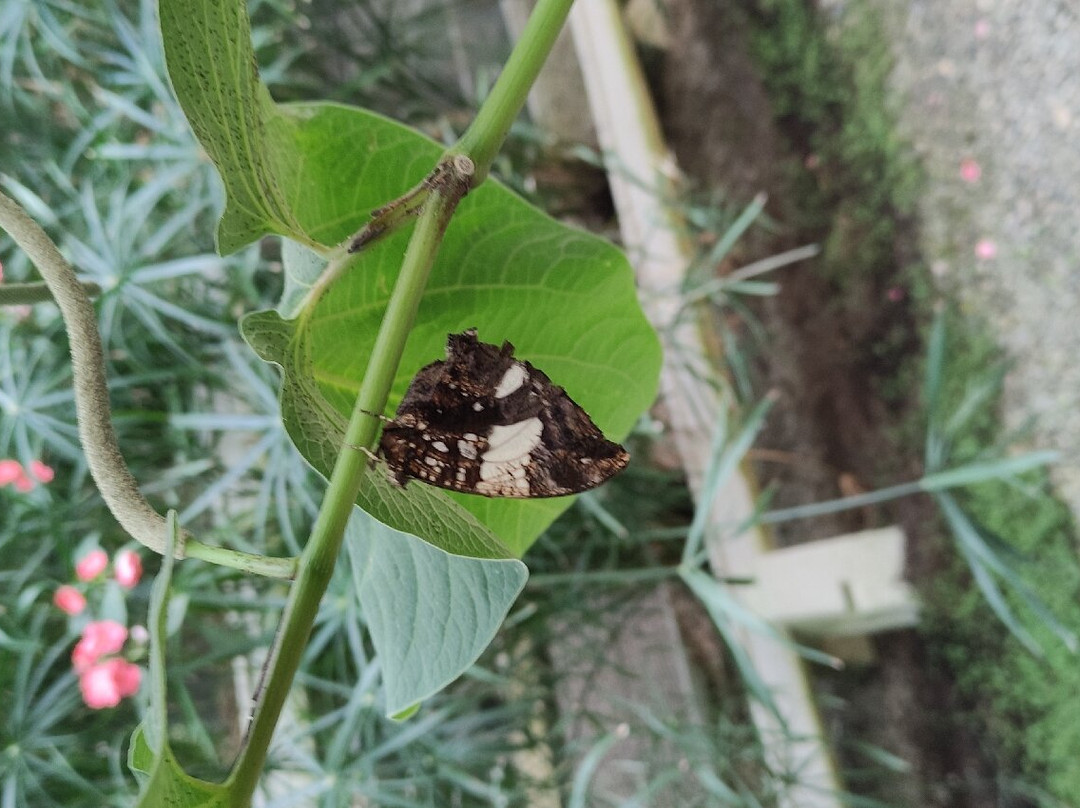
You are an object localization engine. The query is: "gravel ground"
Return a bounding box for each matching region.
[858,1,1080,520]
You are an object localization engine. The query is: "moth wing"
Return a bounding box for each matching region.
[473,417,545,497]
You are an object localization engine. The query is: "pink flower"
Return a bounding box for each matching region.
[886,286,906,303]
[72,620,128,673]
[79,658,142,709]
[75,549,109,581]
[959,158,982,183]
[12,474,33,493]
[80,663,123,709]
[974,18,990,40]
[29,460,54,483]
[114,550,143,588]
[53,585,87,616]
[0,459,23,486]
[975,239,998,260]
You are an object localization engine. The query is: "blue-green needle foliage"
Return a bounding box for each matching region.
[0,1,337,803]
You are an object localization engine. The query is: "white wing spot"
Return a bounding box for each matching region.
[476,419,542,496]
[472,401,484,412]
[476,476,531,496]
[432,440,449,453]
[481,418,543,464]
[494,364,528,399]
[458,440,478,460]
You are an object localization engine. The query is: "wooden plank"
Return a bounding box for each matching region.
[567,1,845,805]
[745,527,920,636]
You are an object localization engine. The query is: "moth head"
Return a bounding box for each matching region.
[447,328,481,358]
[447,329,515,361]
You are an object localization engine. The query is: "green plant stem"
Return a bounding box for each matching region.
[0,280,102,304]
[295,243,350,326]
[183,542,298,579]
[228,167,471,805]
[0,190,187,557]
[0,191,297,575]
[453,0,574,182]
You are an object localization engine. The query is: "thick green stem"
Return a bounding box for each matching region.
[453,0,574,182]
[228,162,472,805]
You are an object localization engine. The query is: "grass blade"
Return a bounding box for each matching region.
[684,393,775,564]
[920,451,1058,492]
[922,307,947,467]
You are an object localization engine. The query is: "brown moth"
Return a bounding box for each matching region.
[379,329,629,498]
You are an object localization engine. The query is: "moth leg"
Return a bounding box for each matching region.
[359,408,394,423]
[344,443,380,466]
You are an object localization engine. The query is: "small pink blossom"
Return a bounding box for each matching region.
[129,624,150,644]
[974,18,990,40]
[114,550,143,588]
[75,549,109,581]
[29,460,54,483]
[886,286,906,302]
[80,664,123,709]
[79,658,142,709]
[12,474,34,492]
[72,619,128,673]
[975,239,998,260]
[112,659,142,697]
[0,459,23,486]
[53,585,87,616]
[959,158,982,183]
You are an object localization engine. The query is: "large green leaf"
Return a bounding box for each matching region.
[158,0,305,253]
[345,509,527,715]
[162,0,662,558]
